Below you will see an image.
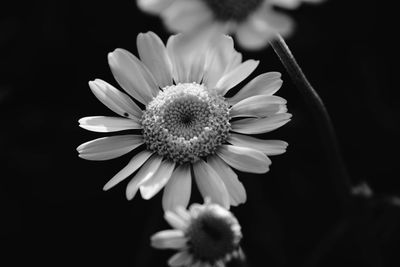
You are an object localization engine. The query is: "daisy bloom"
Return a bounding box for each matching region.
[77,31,291,211]
[136,0,324,50]
[151,200,244,267]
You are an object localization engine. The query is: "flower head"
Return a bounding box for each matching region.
[151,200,244,267]
[137,0,324,50]
[77,31,291,210]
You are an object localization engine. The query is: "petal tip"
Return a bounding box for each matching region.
[102,183,112,191]
[139,186,153,200]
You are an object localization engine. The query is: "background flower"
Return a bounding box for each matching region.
[77,31,291,211]
[137,0,324,50]
[151,200,243,267]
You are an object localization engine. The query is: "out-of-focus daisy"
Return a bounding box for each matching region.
[136,0,323,50]
[77,31,291,210]
[151,200,244,267]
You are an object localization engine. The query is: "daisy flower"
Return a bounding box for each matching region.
[136,0,324,50]
[151,200,244,267]
[77,31,291,210]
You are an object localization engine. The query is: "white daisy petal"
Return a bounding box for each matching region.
[77,135,143,161]
[228,133,288,156]
[136,0,174,14]
[174,206,191,223]
[228,72,282,105]
[103,150,153,191]
[235,6,293,50]
[230,95,287,118]
[270,0,302,9]
[188,203,204,218]
[78,116,142,132]
[162,0,213,32]
[203,35,242,89]
[164,210,188,230]
[261,9,294,37]
[231,113,292,134]
[216,145,271,174]
[162,164,192,211]
[168,251,193,267]
[151,230,187,249]
[207,156,246,206]
[215,60,259,96]
[125,154,163,200]
[193,159,230,209]
[165,24,229,84]
[235,13,275,50]
[137,32,173,88]
[88,79,142,120]
[108,48,159,104]
[139,160,176,200]
[166,34,207,84]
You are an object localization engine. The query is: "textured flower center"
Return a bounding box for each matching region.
[141,83,231,164]
[202,0,263,22]
[186,210,241,263]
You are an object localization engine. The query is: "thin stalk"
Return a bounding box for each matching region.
[269,34,352,209]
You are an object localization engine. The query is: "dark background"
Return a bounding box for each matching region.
[1,0,399,266]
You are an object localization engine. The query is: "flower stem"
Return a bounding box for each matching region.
[269,34,352,209]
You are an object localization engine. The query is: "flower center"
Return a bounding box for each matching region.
[141,83,231,164]
[202,0,264,22]
[186,209,241,263]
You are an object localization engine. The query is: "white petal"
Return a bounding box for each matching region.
[137,32,173,88]
[166,33,206,84]
[207,156,246,206]
[162,0,212,32]
[203,35,243,89]
[215,60,259,96]
[230,95,287,118]
[188,203,204,218]
[193,159,230,209]
[165,23,228,84]
[231,113,292,134]
[136,0,174,14]
[259,8,294,37]
[174,206,191,223]
[108,48,159,104]
[125,154,163,200]
[228,133,288,155]
[139,160,176,199]
[235,14,274,50]
[150,230,187,249]
[216,145,271,174]
[88,79,142,120]
[235,7,293,50]
[78,116,141,132]
[168,251,193,267]
[164,210,188,230]
[228,72,282,105]
[270,0,302,9]
[77,135,143,161]
[103,150,153,191]
[162,164,192,211]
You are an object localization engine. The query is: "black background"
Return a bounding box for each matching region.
[1,0,399,266]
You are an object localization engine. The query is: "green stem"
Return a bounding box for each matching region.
[269,34,352,209]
